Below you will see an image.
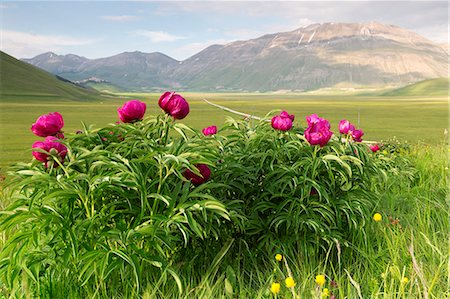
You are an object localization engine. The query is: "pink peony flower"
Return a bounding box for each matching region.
[306,114,323,126]
[183,164,211,185]
[31,112,64,137]
[32,136,67,168]
[271,110,294,131]
[304,114,333,147]
[158,91,190,120]
[370,144,380,152]
[117,100,146,123]
[339,120,355,134]
[280,111,295,122]
[351,129,364,142]
[202,125,217,136]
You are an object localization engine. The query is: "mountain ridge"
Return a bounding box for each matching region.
[21,22,449,92]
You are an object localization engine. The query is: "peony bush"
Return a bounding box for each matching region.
[0,94,396,297]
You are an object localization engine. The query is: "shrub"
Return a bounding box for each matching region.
[0,115,229,297]
[0,104,400,297]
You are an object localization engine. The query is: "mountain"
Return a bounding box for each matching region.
[23,51,178,91]
[22,22,449,92]
[383,78,449,96]
[0,51,107,101]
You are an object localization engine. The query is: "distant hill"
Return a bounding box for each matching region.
[383,78,449,96]
[23,51,178,92]
[0,51,109,101]
[22,22,449,92]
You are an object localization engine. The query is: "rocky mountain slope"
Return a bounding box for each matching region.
[22,22,449,92]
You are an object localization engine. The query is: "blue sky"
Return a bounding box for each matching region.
[1,1,448,60]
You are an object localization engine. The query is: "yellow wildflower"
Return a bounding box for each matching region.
[315,274,326,286]
[401,277,409,284]
[321,288,330,298]
[275,254,283,261]
[373,213,382,222]
[285,277,296,288]
[270,282,281,294]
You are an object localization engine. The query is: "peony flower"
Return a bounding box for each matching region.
[275,254,283,261]
[202,125,217,136]
[316,274,326,286]
[183,164,211,185]
[370,144,380,152]
[351,129,364,142]
[270,282,281,294]
[304,114,333,147]
[285,277,296,288]
[31,112,64,137]
[338,119,355,135]
[280,110,295,122]
[373,213,382,222]
[159,91,190,120]
[271,115,292,131]
[117,100,146,123]
[306,113,322,126]
[32,136,67,168]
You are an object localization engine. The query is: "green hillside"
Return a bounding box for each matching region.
[383,78,449,96]
[0,51,108,101]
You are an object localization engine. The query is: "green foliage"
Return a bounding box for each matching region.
[210,116,385,254]
[0,110,445,298]
[0,115,229,297]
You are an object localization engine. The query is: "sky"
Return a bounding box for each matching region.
[1,1,448,60]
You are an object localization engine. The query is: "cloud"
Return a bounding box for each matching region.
[153,1,447,42]
[0,30,98,58]
[135,30,186,42]
[101,15,140,22]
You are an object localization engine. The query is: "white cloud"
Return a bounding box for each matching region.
[101,15,140,22]
[0,30,98,58]
[135,30,186,42]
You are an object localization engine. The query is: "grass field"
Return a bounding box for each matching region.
[0,92,448,170]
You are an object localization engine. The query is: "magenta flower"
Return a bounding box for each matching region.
[280,111,295,122]
[306,114,322,126]
[159,91,190,120]
[202,125,217,136]
[271,111,294,131]
[31,112,64,137]
[183,164,211,185]
[304,114,333,147]
[117,100,146,123]
[351,129,364,142]
[339,120,355,134]
[32,136,67,168]
[370,144,380,152]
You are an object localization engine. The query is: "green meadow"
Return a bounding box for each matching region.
[0,92,447,170]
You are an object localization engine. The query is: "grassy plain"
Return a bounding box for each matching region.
[0,92,447,170]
